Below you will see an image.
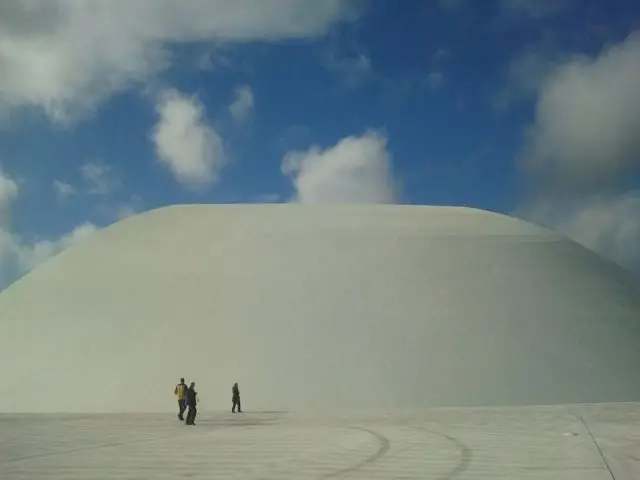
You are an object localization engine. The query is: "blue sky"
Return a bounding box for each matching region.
[0,0,639,288]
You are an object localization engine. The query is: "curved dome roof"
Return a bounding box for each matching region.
[1,204,639,413]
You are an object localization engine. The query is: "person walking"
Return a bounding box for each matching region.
[232,382,242,413]
[174,378,187,421]
[185,382,198,425]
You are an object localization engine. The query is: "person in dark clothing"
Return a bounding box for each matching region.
[232,382,242,413]
[174,378,187,421]
[185,382,198,425]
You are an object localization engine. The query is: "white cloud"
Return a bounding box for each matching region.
[228,85,254,122]
[80,162,120,195]
[13,222,99,273]
[0,229,18,271]
[53,180,75,199]
[0,170,98,278]
[0,169,18,227]
[54,163,122,202]
[0,0,358,124]
[282,131,400,204]
[151,89,224,188]
[521,31,640,186]
[516,32,640,272]
[518,192,640,270]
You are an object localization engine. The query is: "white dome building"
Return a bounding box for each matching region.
[1,204,639,413]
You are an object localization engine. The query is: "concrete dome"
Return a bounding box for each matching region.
[1,204,640,413]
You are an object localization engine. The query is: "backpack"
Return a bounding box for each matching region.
[175,384,186,399]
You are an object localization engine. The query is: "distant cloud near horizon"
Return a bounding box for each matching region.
[517,192,640,271]
[0,169,99,281]
[282,131,400,204]
[516,32,640,272]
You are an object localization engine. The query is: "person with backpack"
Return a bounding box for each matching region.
[174,378,187,421]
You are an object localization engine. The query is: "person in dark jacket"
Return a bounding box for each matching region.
[232,382,242,413]
[185,382,198,425]
[174,378,187,421]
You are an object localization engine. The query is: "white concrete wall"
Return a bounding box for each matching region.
[1,204,639,413]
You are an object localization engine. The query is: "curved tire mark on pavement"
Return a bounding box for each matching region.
[412,426,473,479]
[1,432,179,464]
[321,426,391,478]
[2,415,237,464]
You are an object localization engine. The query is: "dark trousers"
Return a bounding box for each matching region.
[232,396,241,413]
[185,404,197,424]
[177,399,186,419]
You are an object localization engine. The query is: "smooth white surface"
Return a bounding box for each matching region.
[1,204,640,412]
[1,403,639,479]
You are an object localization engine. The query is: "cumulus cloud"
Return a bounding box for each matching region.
[228,85,254,122]
[0,0,357,124]
[516,32,640,272]
[282,131,400,204]
[13,222,99,273]
[518,192,640,270]
[151,89,224,188]
[521,32,640,186]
